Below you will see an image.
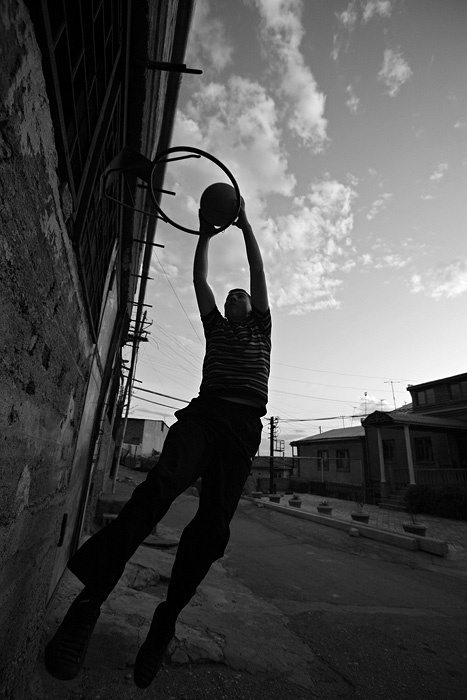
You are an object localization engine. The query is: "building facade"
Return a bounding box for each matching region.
[290,426,367,500]
[0,2,196,697]
[122,417,169,467]
[363,373,467,499]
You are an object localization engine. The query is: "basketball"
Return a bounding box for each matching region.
[200,182,239,227]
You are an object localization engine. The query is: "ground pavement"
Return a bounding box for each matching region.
[27,470,467,699]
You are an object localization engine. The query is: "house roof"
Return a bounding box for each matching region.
[408,372,467,391]
[362,410,467,430]
[290,426,365,446]
[252,456,294,470]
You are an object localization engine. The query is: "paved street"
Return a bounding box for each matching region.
[28,475,467,700]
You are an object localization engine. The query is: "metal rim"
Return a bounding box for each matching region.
[150,146,241,234]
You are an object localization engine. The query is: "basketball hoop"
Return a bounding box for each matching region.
[100,146,241,234]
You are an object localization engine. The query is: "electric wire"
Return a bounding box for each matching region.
[154,252,204,345]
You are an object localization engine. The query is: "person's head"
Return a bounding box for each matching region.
[224,288,252,323]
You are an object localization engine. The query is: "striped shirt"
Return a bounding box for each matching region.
[199,305,271,412]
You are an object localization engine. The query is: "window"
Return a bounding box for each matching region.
[414,437,434,463]
[383,439,395,461]
[449,381,467,401]
[317,450,329,471]
[336,449,350,471]
[415,388,436,406]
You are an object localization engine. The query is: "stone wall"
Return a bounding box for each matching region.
[0,3,94,697]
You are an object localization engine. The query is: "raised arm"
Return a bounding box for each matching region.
[193,214,216,316]
[235,200,269,312]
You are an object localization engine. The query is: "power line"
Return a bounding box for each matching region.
[154,253,203,344]
[272,362,411,382]
[133,386,189,403]
[132,396,180,410]
[278,414,367,422]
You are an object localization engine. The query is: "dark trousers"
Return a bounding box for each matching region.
[68,397,263,614]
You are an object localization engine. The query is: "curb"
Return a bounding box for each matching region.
[243,497,449,557]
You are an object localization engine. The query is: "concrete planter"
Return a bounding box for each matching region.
[317,505,332,515]
[251,491,263,499]
[269,494,281,503]
[351,512,370,524]
[288,498,302,509]
[402,522,427,537]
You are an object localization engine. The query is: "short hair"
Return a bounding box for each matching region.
[226,288,251,300]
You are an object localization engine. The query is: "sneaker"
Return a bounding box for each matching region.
[133,602,176,689]
[44,591,101,680]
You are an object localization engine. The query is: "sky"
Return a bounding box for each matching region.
[128,0,467,455]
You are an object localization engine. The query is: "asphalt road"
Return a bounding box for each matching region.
[220,500,467,700]
[29,493,467,700]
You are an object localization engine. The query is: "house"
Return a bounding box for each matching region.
[0,2,195,696]
[290,373,467,504]
[362,373,467,499]
[290,426,367,500]
[251,456,294,492]
[122,418,169,467]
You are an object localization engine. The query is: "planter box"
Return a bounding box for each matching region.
[402,522,427,536]
[251,491,263,499]
[269,495,281,503]
[289,499,302,508]
[351,512,370,523]
[317,506,332,515]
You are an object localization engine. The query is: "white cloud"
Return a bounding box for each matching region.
[186,0,234,72]
[264,180,357,313]
[346,84,361,113]
[362,0,393,23]
[336,2,358,31]
[378,49,413,96]
[411,261,467,299]
[176,76,296,198]
[254,0,328,151]
[372,254,409,269]
[454,119,467,129]
[359,394,390,413]
[366,192,393,220]
[429,163,448,183]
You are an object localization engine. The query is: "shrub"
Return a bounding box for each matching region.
[405,485,467,521]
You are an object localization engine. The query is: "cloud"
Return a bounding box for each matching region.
[175,76,296,199]
[345,84,361,113]
[429,163,448,183]
[336,1,358,31]
[362,0,393,23]
[378,49,413,96]
[359,394,390,413]
[254,0,328,151]
[264,180,357,313]
[333,2,393,64]
[366,192,393,220]
[360,251,409,269]
[372,254,409,270]
[186,0,234,72]
[411,261,467,299]
[454,119,467,129]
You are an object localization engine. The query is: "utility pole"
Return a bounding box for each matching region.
[384,380,401,410]
[269,416,279,494]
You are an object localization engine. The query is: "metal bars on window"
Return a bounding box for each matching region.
[38,0,127,333]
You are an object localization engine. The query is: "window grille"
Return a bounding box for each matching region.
[35,0,127,333]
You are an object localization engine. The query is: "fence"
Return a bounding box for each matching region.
[416,468,467,486]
